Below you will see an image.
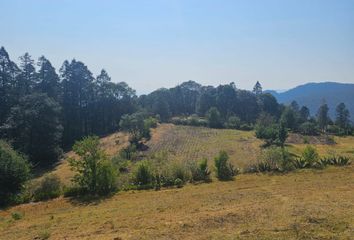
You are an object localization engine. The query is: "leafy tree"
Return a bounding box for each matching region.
[196,86,216,116]
[259,93,280,118]
[119,112,152,146]
[206,107,222,128]
[277,121,288,148]
[0,140,31,206]
[4,93,63,166]
[280,106,298,131]
[133,160,155,187]
[214,151,235,181]
[299,106,310,123]
[335,103,350,131]
[317,103,329,132]
[299,121,319,135]
[224,116,241,129]
[68,136,117,195]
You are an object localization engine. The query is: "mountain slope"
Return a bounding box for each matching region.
[268,82,354,121]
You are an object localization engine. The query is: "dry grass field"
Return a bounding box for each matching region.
[145,124,263,168]
[0,165,353,240]
[1,124,353,239]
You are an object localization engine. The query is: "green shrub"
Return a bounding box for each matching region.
[119,144,138,160]
[189,158,211,182]
[214,151,235,181]
[96,161,118,195]
[133,160,155,187]
[33,174,62,202]
[301,145,319,167]
[206,107,222,128]
[11,211,23,220]
[258,147,294,172]
[0,140,31,206]
[160,162,191,187]
[299,122,319,136]
[112,155,131,173]
[239,124,253,131]
[68,136,117,196]
[174,178,184,188]
[225,116,241,129]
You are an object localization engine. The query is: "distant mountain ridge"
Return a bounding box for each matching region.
[266,82,354,121]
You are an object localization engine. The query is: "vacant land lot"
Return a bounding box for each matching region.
[2,124,353,239]
[146,124,263,168]
[1,164,353,240]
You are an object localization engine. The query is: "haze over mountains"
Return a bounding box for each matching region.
[267,82,354,121]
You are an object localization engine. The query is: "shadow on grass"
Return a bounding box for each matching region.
[67,192,117,206]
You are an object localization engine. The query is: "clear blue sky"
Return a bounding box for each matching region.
[1,0,354,94]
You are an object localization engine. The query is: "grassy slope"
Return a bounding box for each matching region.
[1,124,353,239]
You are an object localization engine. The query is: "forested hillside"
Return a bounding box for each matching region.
[268,82,354,121]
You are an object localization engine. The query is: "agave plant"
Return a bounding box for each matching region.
[335,156,351,166]
[292,157,310,169]
[257,161,272,172]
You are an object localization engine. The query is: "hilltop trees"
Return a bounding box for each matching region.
[3,93,63,165]
[0,46,137,166]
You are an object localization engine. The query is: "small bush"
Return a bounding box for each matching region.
[33,174,62,202]
[214,151,235,181]
[96,161,118,195]
[133,160,155,187]
[63,185,84,198]
[225,116,241,129]
[159,162,191,187]
[301,145,319,167]
[11,211,23,220]
[239,124,253,131]
[190,158,211,182]
[174,178,184,188]
[112,155,131,173]
[257,147,294,172]
[119,144,138,160]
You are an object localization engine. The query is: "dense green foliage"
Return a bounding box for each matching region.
[33,174,62,202]
[0,47,136,167]
[68,136,117,196]
[0,140,31,206]
[214,151,236,181]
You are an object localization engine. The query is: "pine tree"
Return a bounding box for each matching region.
[0,47,20,125]
[317,103,329,132]
[37,56,61,100]
[18,53,37,96]
[335,103,350,130]
[253,81,262,95]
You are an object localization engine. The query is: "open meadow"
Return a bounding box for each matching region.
[1,124,354,239]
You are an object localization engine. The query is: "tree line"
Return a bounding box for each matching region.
[0,47,137,167]
[0,46,352,169]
